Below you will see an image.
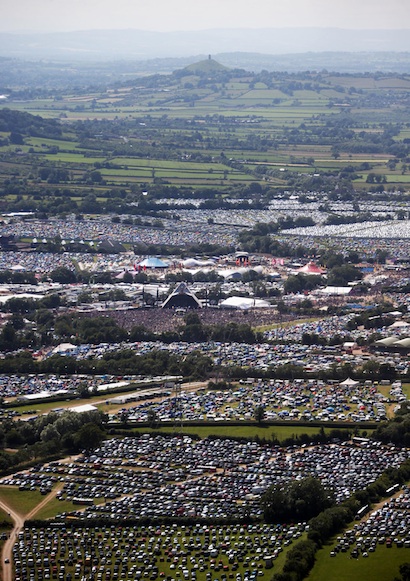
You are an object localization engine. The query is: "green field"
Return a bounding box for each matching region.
[1,67,410,229]
[0,487,44,516]
[308,544,410,581]
[128,425,370,441]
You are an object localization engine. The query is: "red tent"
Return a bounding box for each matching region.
[296,262,324,275]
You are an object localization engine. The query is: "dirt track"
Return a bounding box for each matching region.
[0,484,63,581]
[0,498,24,581]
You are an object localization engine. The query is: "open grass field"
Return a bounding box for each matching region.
[25,136,78,150]
[307,543,410,581]
[0,487,43,516]
[128,425,370,441]
[42,152,104,164]
[33,495,105,520]
[32,497,76,520]
[401,384,410,399]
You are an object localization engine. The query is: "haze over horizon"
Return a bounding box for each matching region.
[1,0,409,33]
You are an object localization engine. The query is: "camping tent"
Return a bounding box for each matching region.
[388,321,410,329]
[318,286,352,296]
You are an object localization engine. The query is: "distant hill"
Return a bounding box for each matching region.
[0,28,409,61]
[183,57,229,75]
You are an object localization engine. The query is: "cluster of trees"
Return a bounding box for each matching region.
[283,273,324,294]
[16,347,213,379]
[274,457,410,581]
[282,266,363,294]
[324,211,391,225]
[0,107,62,140]
[0,410,107,473]
[238,229,311,257]
[262,477,335,523]
[55,314,128,345]
[373,403,410,446]
[0,269,37,284]
[346,304,402,331]
[221,359,399,383]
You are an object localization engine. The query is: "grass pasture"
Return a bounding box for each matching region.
[0,487,44,516]
[127,425,369,442]
[2,69,410,204]
[307,543,410,581]
[43,152,104,164]
[33,495,105,521]
[25,136,77,151]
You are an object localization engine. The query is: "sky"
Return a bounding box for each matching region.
[1,0,409,33]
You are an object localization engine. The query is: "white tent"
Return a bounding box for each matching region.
[68,404,98,414]
[318,286,352,296]
[388,321,410,329]
[219,296,271,309]
[181,258,215,268]
[339,377,359,387]
[218,267,262,280]
[52,343,77,354]
[375,336,400,347]
[393,337,410,348]
[138,257,169,269]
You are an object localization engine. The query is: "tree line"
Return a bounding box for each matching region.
[0,410,107,473]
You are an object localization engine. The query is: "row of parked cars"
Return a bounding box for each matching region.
[329,487,410,559]
[2,435,409,521]
[12,522,307,581]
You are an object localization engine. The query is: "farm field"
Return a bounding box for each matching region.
[2,66,410,203]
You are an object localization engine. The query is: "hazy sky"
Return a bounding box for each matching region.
[2,0,409,33]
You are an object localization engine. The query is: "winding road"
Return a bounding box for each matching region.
[0,483,63,581]
[0,497,24,581]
